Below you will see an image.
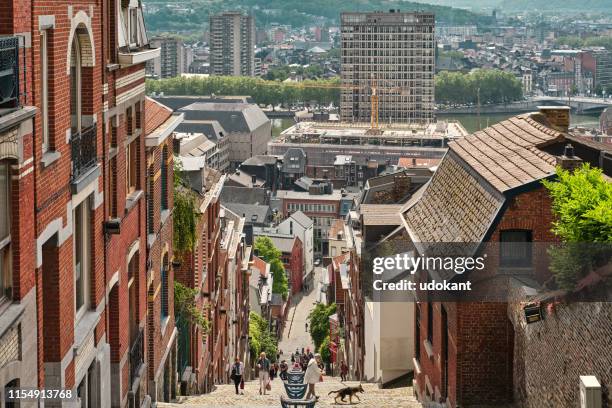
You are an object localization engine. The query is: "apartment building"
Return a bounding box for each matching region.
[146,36,186,79]
[0,0,190,406]
[209,12,256,77]
[340,10,436,124]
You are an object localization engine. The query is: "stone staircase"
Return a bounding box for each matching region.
[158,375,421,408]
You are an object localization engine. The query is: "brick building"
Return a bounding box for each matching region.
[143,97,182,405]
[172,164,228,394]
[0,0,189,406]
[401,107,611,406]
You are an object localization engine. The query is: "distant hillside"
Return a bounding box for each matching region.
[144,0,490,33]
[501,0,611,11]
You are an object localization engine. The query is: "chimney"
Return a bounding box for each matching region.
[537,106,570,132]
[251,174,257,185]
[556,143,582,171]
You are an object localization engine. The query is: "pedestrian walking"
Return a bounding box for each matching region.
[305,322,308,332]
[257,352,271,395]
[304,353,324,400]
[280,360,288,380]
[230,357,244,395]
[340,361,348,382]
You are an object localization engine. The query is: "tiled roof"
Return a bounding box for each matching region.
[328,219,345,239]
[403,113,565,252]
[360,204,404,226]
[449,115,563,192]
[404,154,503,245]
[252,256,269,278]
[144,97,173,135]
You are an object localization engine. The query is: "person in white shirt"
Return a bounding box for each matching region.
[304,353,323,400]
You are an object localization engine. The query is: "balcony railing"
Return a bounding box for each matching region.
[129,328,144,385]
[71,124,97,182]
[0,36,20,113]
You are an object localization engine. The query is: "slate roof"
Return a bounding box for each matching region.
[271,235,297,253]
[179,102,269,134]
[220,186,268,205]
[177,120,226,142]
[152,95,252,111]
[402,113,564,256]
[242,155,278,166]
[224,203,270,224]
[290,211,313,229]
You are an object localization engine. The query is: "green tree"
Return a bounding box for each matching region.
[308,303,336,350]
[435,69,523,105]
[146,76,341,106]
[542,164,612,289]
[173,158,198,260]
[174,282,210,333]
[249,311,279,362]
[254,236,289,299]
[319,335,332,364]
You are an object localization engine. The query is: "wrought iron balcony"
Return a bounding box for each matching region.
[129,328,144,385]
[71,124,98,182]
[0,36,20,114]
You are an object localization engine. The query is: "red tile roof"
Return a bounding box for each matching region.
[144,97,173,135]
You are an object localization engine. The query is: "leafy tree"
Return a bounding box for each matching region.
[254,236,289,299]
[308,303,336,350]
[542,164,612,289]
[435,69,523,105]
[319,335,332,364]
[146,76,341,107]
[174,282,210,333]
[173,158,198,260]
[249,311,279,362]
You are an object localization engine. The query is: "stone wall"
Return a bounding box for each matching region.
[509,300,612,408]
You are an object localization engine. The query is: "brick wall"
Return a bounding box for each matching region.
[509,300,612,408]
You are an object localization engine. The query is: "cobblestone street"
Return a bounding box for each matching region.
[159,267,421,408]
[159,375,421,408]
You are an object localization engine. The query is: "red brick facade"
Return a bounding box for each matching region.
[414,187,558,407]
[0,0,175,406]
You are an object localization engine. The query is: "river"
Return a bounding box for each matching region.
[271,112,601,136]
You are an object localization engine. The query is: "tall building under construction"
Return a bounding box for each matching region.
[340,10,436,124]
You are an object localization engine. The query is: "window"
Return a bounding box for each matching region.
[129,8,138,45]
[126,107,133,135]
[500,230,533,267]
[161,146,168,211]
[70,34,82,132]
[126,139,138,195]
[147,165,154,233]
[160,255,169,322]
[108,158,117,218]
[41,30,49,152]
[0,162,12,302]
[74,198,91,319]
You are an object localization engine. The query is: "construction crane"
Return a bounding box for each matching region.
[259,77,403,132]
